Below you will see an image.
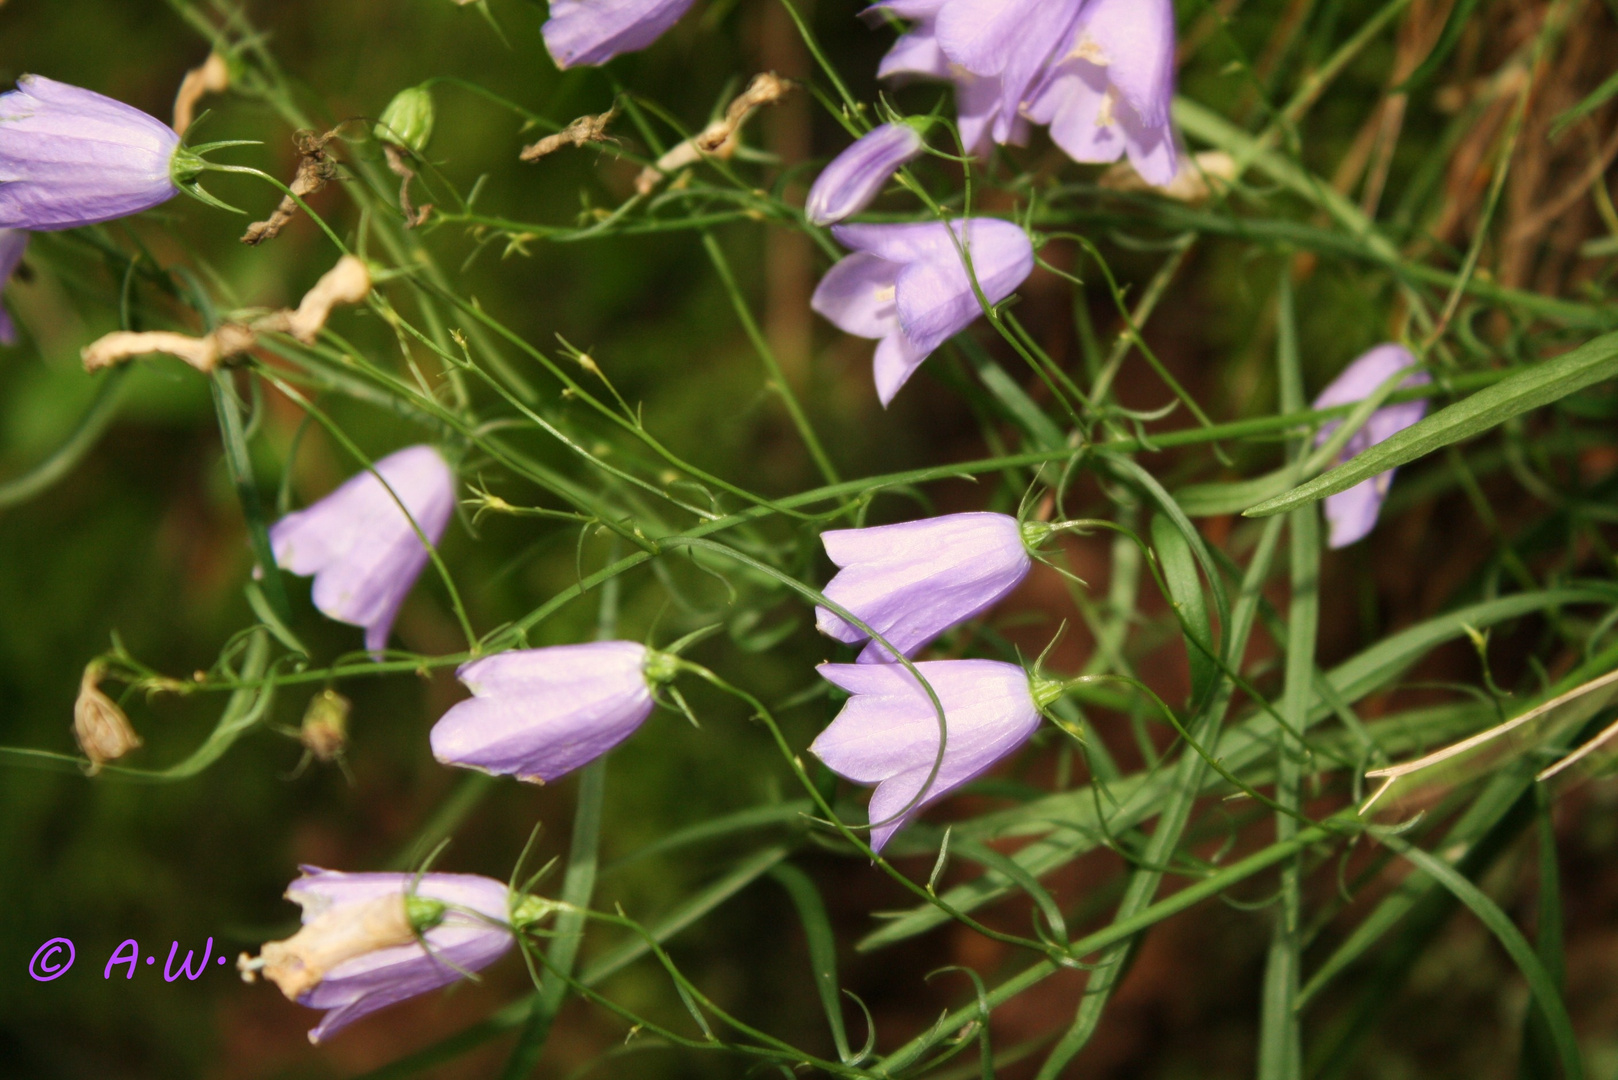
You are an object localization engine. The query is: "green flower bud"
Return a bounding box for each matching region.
[375,86,435,154]
[300,689,350,762]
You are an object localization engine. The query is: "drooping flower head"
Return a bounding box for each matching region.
[812,218,1034,404]
[543,0,699,69]
[806,122,927,226]
[1025,0,1180,185]
[0,76,184,230]
[0,229,27,345]
[270,445,457,655]
[431,641,676,783]
[865,0,1023,156]
[1312,343,1431,548]
[934,0,1087,148]
[817,512,1033,662]
[237,868,512,1044]
[812,660,1046,851]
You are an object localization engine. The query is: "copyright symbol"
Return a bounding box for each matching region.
[29,938,74,981]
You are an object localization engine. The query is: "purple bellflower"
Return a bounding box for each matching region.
[1312,344,1431,548]
[817,512,1033,662]
[806,122,927,226]
[0,75,185,230]
[1024,0,1180,185]
[543,0,699,69]
[431,641,677,783]
[0,230,27,345]
[934,0,1087,148]
[270,445,457,655]
[812,660,1047,851]
[811,218,1034,404]
[866,1,1023,156]
[238,867,512,1044]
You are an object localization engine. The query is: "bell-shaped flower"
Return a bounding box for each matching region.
[237,867,512,1044]
[811,218,1034,404]
[806,123,927,226]
[1312,344,1431,548]
[811,660,1045,851]
[817,512,1032,662]
[0,76,183,230]
[865,1,1025,155]
[0,229,26,345]
[543,0,699,69]
[1024,0,1180,185]
[934,0,1087,149]
[270,445,457,655]
[431,641,675,783]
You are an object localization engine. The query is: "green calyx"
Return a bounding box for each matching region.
[1030,674,1066,710]
[170,146,207,186]
[406,895,447,933]
[642,649,680,686]
[1020,519,1057,552]
[510,894,561,931]
[168,139,260,215]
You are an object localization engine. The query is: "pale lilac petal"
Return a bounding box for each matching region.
[0,229,23,345]
[1025,0,1180,184]
[933,0,1062,78]
[810,251,900,340]
[815,512,1031,660]
[1313,344,1421,409]
[542,0,698,69]
[807,124,926,226]
[1029,66,1125,163]
[271,445,456,655]
[1312,344,1431,549]
[1074,0,1177,126]
[0,76,180,230]
[817,220,1033,404]
[431,642,655,783]
[811,659,1041,851]
[865,0,947,20]
[878,26,952,81]
[1322,475,1393,549]
[871,332,931,406]
[892,219,1034,353]
[280,869,512,1044]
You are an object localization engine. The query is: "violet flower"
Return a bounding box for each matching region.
[270,445,457,655]
[431,641,676,783]
[1024,0,1180,185]
[0,230,26,345]
[817,512,1032,662]
[934,0,1087,149]
[543,0,699,69]
[812,660,1046,851]
[237,867,512,1044]
[0,76,184,230]
[811,218,1034,404]
[865,0,1025,155]
[806,123,926,226]
[1312,344,1431,548]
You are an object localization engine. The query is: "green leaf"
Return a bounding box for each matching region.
[1151,512,1217,704]
[770,863,853,1062]
[1244,332,1618,518]
[1387,839,1583,1080]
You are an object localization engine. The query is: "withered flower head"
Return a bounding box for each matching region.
[73,661,141,775]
